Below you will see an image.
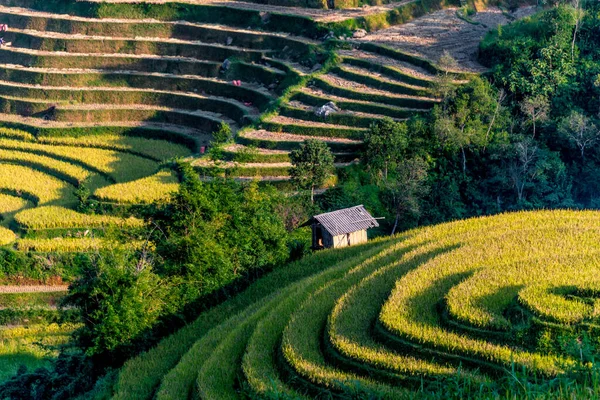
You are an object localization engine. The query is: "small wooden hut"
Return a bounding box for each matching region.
[306,205,379,250]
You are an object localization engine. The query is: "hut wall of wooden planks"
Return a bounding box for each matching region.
[306,205,379,249]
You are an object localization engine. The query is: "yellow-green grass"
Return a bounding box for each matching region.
[518,279,600,325]
[114,243,384,400]
[327,239,490,387]
[0,323,77,381]
[243,241,395,399]
[37,135,192,161]
[14,206,144,231]
[242,238,477,400]
[15,237,144,252]
[0,138,158,183]
[0,193,29,216]
[278,234,486,399]
[0,291,65,309]
[0,226,16,246]
[446,254,600,331]
[379,211,600,376]
[156,241,388,400]
[0,164,75,205]
[94,170,179,204]
[193,243,394,400]
[0,147,109,189]
[0,128,192,161]
[195,303,270,400]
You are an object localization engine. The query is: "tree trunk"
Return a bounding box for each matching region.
[311,185,314,204]
[384,162,388,181]
[391,213,400,236]
[572,26,578,62]
[461,146,467,174]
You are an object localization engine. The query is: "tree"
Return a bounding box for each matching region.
[432,51,458,100]
[383,157,429,235]
[154,163,289,295]
[508,139,539,203]
[363,118,408,181]
[558,111,600,160]
[520,95,550,138]
[571,0,583,61]
[432,77,503,173]
[290,139,335,203]
[212,121,232,145]
[63,249,174,357]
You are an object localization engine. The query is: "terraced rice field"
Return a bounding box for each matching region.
[111,210,600,399]
[0,0,526,186]
[0,0,319,249]
[0,125,188,250]
[0,286,74,380]
[218,42,451,181]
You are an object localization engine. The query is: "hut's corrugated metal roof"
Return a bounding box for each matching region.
[313,205,379,236]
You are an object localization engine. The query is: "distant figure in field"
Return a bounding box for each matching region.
[0,24,8,47]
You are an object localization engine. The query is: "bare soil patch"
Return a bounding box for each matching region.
[355,6,536,72]
[0,285,68,294]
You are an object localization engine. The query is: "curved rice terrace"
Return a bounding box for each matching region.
[0,0,553,395]
[111,210,600,399]
[0,0,499,247]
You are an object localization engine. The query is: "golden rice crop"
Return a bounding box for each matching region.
[0,193,29,216]
[0,226,16,246]
[518,277,600,324]
[94,170,179,204]
[16,237,146,252]
[0,128,35,142]
[38,135,192,161]
[0,138,158,183]
[0,148,95,186]
[0,323,77,382]
[0,164,75,205]
[0,128,190,161]
[380,211,600,376]
[14,206,144,230]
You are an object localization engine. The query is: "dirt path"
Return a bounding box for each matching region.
[224,143,288,154]
[3,45,225,63]
[355,6,537,72]
[240,129,361,143]
[0,5,318,44]
[0,112,214,138]
[267,114,368,129]
[193,159,353,167]
[8,27,267,50]
[0,285,68,293]
[84,0,416,23]
[288,100,408,121]
[0,64,274,96]
[337,49,436,80]
[316,73,438,101]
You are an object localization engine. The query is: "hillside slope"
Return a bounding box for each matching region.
[114,210,600,399]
